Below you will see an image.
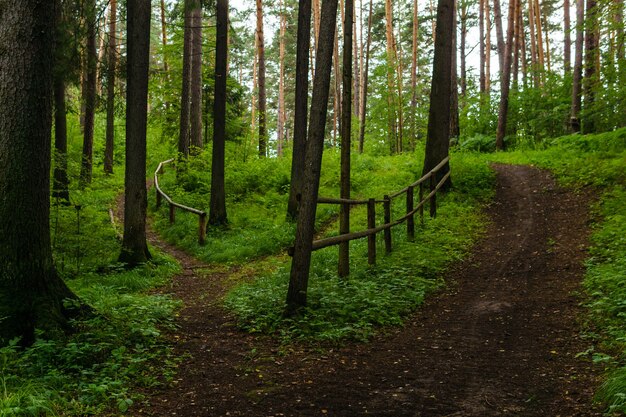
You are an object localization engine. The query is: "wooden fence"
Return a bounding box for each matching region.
[305,156,450,266]
[154,159,208,245]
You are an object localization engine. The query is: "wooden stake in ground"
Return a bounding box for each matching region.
[287,0,339,313]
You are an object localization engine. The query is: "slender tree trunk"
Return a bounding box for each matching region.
[460,1,468,95]
[542,6,551,72]
[80,0,97,187]
[333,26,341,146]
[358,0,373,153]
[493,0,506,73]
[520,3,528,86]
[256,0,267,157]
[480,0,486,92]
[119,0,152,265]
[583,0,598,133]
[394,26,404,153]
[411,0,419,147]
[450,0,460,139]
[104,0,117,174]
[385,0,398,152]
[339,0,353,277]
[287,0,339,313]
[210,0,229,226]
[528,0,539,86]
[190,1,203,151]
[178,1,193,157]
[485,0,492,92]
[570,0,584,131]
[96,12,108,96]
[496,0,517,150]
[512,0,521,89]
[534,0,545,74]
[278,0,286,157]
[423,0,453,185]
[564,0,572,73]
[359,0,365,118]
[160,0,169,72]
[287,0,312,219]
[353,3,360,119]
[53,5,70,202]
[0,0,80,345]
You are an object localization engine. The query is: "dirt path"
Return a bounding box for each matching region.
[136,165,602,416]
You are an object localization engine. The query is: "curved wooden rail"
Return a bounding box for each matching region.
[154,159,208,245]
[299,156,451,266]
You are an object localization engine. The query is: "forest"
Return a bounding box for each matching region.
[0,0,625,414]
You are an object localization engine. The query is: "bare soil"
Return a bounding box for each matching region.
[135,164,602,416]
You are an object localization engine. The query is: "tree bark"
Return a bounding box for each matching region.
[460,0,468,95]
[53,4,69,202]
[564,0,572,73]
[278,0,286,157]
[450,0,460,139]
[339,0,353,277]
[256,0,267,157]
[0,0,79,345]
[160,0,169,73]
[210,0,229,226]
[495,0,517,150]
[423,0,453,186]
[485,0,492,92]
[80,0,97,187]
[528,0,539,86]
[479,0,486,93]
[119,0,152,266]
[104,0,117,175]
[287,0,312,219]
[570,0,584,131]
[384,0,398,152]
[286,0,339,313]
[493,0,506,73]
[190,1,203,151]
[178,0,193,157]
[333,26,341,146]
[582,0,598,133]
[358,0,373,153]
[411,0,420,145]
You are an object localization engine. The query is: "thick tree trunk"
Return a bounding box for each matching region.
[256,0,267,157]
[104,0,117,175]
[493,0,506,73]
[0,0,79,345]
[80,0,97,187]
[287,0,312,219]
[339,0,353,277]
[210,0,229,226]
[190,1,203,151]
[570,0,584,131]
[286,0,339,313]
[119,0,152,266]
[423,0,453,185]
[178,0,193,157]
[496,0,517,150]
[582,0,598,133]
[358,0,373,153]
[564,0,572,73]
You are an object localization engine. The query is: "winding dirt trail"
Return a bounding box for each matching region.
[136,165,602,416]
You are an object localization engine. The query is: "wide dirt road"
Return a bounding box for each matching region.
[138,165,601,416]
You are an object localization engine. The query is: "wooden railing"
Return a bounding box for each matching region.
[154,159,208,245]
[304,156,450,265]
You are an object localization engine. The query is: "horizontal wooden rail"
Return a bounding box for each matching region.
[154,159,208,245]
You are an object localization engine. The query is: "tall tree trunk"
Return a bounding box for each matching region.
[480,0,486,92]
[160,0,169,73]
[339,0,353,277]
[278,0,286,157]
[0,0,79,345]
[485,0,492,92]
[520,2,528,86]
[528,0,539,86]
[287,0,312,219]
[460,0,468,95]
[333,26,341,146]
[385,0,398,152]
[80,0,97,187]
[358,0,373,153]
[570,0,584,131]
[178,1,193,157]
[394,26,405,153]
[564,0,572,73]
[286,0,339,313]
[493,0,506,73]
[353,2,360,119]
[534,0,545,74]
[256,0,267,157]
[96,12,108,96]
[512,0,521,89]
[210,0,229,226]
[119,0,152,265]
[104,0,117,175]
[582,0,598,133]
[542,5,551,72]
[53,5,70,202]
[450,0,460,139]
[190,1,203,151]
[411,0,420,147]
[423,0,453,185]
[496,0,517,150]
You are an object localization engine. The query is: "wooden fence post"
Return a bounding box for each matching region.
[198,212,207,245]
[169,203,176,223]
[419,182,424,226]
[383,195,392,254]
[429,176,437,218]
[407,185,415,241]
[367,198,376,265]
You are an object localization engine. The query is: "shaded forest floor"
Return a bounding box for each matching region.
[134,164,602,416]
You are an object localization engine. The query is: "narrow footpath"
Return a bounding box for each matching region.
[137,165,602,416]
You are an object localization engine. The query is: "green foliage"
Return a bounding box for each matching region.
[224,152,494,342]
